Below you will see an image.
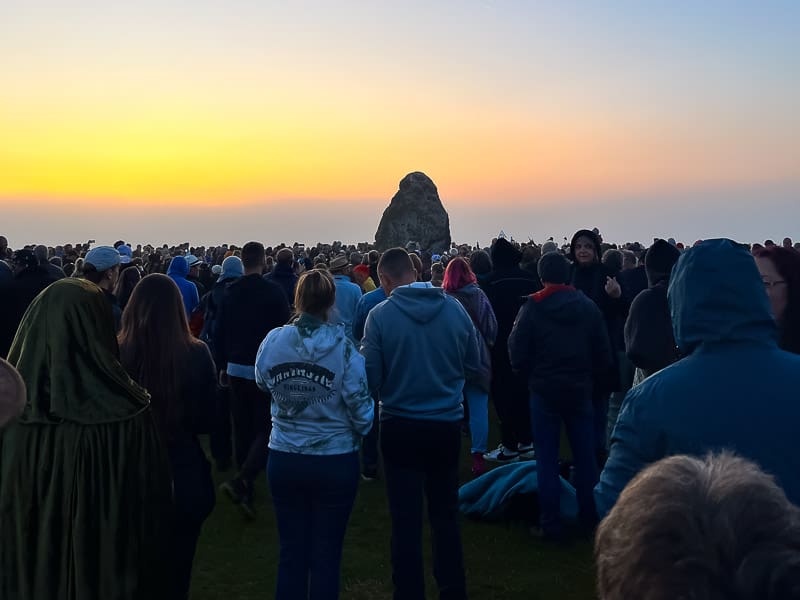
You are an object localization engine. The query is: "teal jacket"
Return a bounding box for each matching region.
[361,283,481,422]
[596,239,800,516]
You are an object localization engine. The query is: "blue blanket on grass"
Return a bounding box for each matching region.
[458,461,578,521]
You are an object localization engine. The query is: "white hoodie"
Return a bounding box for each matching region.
[255,314,374,455]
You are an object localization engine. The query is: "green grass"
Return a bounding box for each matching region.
[190,432,597,600]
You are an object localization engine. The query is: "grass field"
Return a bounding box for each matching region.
[190,431,597,600]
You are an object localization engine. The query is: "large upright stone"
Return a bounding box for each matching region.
[374,172,451,253]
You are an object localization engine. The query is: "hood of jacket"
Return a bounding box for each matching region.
[167,256,189,278]
[569,229,602,263]
[390,283,447,324]
[292,314,347,362]
[490,238,522,268]
[668,239,776,354]
[450,282,482,298]
[531,285,584,323]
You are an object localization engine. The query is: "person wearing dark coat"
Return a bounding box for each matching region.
[509,252,613,540]
[569,230,624,463]
[596,239,800,517]
[214,242,291,517]
[264,248,299,306]
[624,240,682,381]
[480,238,541,463]
[0,250,57,358]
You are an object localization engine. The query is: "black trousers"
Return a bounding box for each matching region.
[381,418,467,600]
[229,376,271,483]
[489,352,532,449]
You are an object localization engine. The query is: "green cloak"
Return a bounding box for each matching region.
[0,278,172,600]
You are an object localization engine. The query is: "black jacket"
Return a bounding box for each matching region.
[0,267,54,357]
[200,278,237,365]
[624,279,678,377]
[213,274,290,367]
[264,264,298,306]
[481,267,541,360]
[508,285,613,407]
[617,265,648,309]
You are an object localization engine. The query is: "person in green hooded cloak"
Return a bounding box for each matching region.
[0,277,172,600]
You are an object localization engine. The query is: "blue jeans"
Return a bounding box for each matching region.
[463,383,488,454]
[381,418,467,600]
[267,450,360,600]
[530,392,598,538]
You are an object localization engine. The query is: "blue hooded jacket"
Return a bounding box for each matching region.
[595,239,800,516]
[361,283,481,422]
[167,256,200,316]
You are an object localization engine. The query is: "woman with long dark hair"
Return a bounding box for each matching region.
[755,246,800,354]
[255,269,374,599]
[442,257,497,476]
[118,273,217,600]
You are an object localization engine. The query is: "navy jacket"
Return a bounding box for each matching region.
[508,285,613,408]
[596,239,800,516]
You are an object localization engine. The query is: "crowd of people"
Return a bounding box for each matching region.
[1,230,800,599]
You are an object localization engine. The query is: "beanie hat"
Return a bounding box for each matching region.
[645,239,681,273]
[644,239,681,285]
[84,246,121,272]
[220,256,244,281]
[12,249,39,270]
[353,264,370,277]
[211,264,223,276]
[538,252,570,285]
[490,238,522,268]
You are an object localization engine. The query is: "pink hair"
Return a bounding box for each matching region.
[442,257,477,291]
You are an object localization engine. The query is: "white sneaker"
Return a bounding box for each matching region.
[517,443,536,460]
[483,444,520,463]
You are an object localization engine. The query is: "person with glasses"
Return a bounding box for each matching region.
[754,246,800,354]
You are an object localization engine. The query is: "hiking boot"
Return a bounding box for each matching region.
[517,443,536,461]
[483,444,519,463]
[471,452,487,477]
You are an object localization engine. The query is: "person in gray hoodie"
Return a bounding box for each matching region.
[256,269,373,600]
[361,248,480,600]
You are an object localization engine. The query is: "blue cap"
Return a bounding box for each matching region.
[85,246,121,272]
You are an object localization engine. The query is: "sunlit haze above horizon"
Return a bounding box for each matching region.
[2,1,799,248]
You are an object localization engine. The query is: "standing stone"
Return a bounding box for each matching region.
[374,172,452,253]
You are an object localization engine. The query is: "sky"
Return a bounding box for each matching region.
[2,1,799,247]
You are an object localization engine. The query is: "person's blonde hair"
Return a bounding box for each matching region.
[595,452,800,600]
[294,269,336,320]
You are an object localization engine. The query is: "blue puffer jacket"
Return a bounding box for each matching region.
[595,239,800,517]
